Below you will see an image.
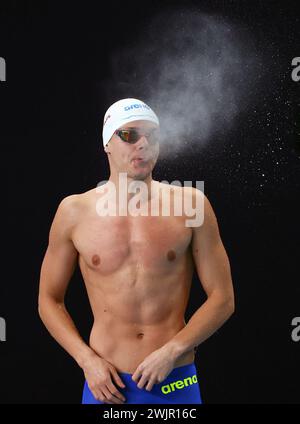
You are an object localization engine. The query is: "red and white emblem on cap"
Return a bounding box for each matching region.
[104,114,111,125]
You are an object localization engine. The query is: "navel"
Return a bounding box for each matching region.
[92,254,101,266]
[167,250,176,261]
[137,333,144,339]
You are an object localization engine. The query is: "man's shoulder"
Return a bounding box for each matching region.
[56,188,96,221]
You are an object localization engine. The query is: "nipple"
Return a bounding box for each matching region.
[92,254,101,266]
[167,250,176,261]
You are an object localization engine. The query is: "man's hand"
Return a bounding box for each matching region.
[82,352,126,404]
[131,344,177,391]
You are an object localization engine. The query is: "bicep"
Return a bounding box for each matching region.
[192,195,233,299]
[39,198,79,302]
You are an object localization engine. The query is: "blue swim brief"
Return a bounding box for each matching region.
[82,362,202,404]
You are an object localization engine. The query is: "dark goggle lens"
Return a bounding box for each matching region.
[116,129,159,144]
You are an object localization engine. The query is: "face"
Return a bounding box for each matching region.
[106,120,160,180]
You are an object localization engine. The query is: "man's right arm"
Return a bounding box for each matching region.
[38,195,94,367]
[38,195,126,403]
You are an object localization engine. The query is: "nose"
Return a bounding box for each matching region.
[136,135,149,150]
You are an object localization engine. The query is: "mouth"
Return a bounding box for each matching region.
[132,157,148,164]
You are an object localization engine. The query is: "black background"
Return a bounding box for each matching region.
[0,0,299,404]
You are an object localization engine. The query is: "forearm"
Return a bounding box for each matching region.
[166,294,234,359]
[38,296,95,368]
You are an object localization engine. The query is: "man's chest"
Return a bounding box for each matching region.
[72,214,192,272]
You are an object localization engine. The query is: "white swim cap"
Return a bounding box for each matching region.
[102,98,159,147]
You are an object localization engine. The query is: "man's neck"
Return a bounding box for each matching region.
[108,173,156,202]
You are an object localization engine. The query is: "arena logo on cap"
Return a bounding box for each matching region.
[124,103,151,111]
[0,57,6,82]
[104,114,111,125]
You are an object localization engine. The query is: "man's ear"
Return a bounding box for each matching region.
[104,145,110,154]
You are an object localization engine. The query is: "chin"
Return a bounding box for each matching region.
[130,171,151,181]
[128,165,152,180]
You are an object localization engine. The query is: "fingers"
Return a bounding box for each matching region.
[89,377,126,404]
[132,366,142,383]
[110,368,126,389]
[136,372,156,391]
[145,377,156,391]
[91,386,125,404]
[106,381,126,402]
[136,373,147,389]
[85,358,127,404]
[90,388,113,404]
[102,385,125,404]
[107,368,126,402]
[133,370,159,391]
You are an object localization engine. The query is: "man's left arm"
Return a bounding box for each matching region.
[131,191,235,390]
[166,191,235,359]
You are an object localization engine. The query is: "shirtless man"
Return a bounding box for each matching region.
[38,98,234,404]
